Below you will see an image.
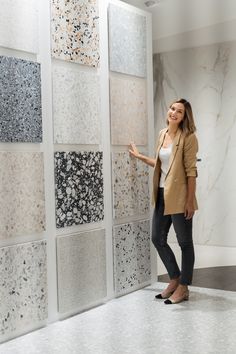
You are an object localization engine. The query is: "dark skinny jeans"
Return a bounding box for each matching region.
[152,188,195,285]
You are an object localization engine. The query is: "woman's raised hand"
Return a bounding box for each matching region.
[129,142,140,158]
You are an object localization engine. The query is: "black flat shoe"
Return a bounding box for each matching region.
[155,291,174,300]
[164,291,189,304]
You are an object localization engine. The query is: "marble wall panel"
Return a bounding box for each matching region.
[153,41,236,247]
[0,152,45,240]
[109,4,146,77]
[57,229,106,313]
[51,0,100,67]
[52,65,100,144]
[0,56,42,143]
[110,74,147,145]
[0,0,38,53]
[113,220,151,295]
[55,151,104,228]
[112,152,149,219]
[0,240,47,336]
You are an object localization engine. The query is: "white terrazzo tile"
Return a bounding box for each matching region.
[0,0,38,53]
[52,65,100,144]
[0,152,45,240]
[57,229,107,313]
[113,220,151,295]
[0,240,47,337]
[109,4,146,77]
[112,152,149,219]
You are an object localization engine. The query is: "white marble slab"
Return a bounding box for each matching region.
[0,240,47,337]
[0,0,38,53]
[57,229,107,313]
[110,74,147,145]
[52,64,100,144]
[0,152,45,240]
[153,41,236,247]
[109,4,146,77]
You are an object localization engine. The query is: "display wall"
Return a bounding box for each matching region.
[0,0,154,343]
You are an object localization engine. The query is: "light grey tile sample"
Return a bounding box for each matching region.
[52,64,100,144]
[112,152,149,219]
[51,0,100,67]
[109,4,146,77]
[113,220,151,295]
[54,151,104,228]
[57,229,106,313]
[0,0,38,53]
[0,240,47,337]
[0,152,46,240]
[0,56,42,142]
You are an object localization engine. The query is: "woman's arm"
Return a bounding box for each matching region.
[129,142,156,167]
[184,176,196,219]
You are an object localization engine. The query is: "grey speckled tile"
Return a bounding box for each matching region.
[110,74,147,145]
[112,152,149,219]
[0,56,42,142]
[0,0,38,53]
[57,229,106,313]
[52,64,100,144]
[113,220,151,295]
[109,4,146,77]
[0,152,45,240]
[51,0,100,67]
[54,151,104,228]
[0,240,47,337]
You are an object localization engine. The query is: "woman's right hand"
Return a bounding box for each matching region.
[129,142,140,159]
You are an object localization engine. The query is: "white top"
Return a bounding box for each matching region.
[159,144,172,188]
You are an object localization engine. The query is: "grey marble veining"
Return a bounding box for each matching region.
[113,220,151,295]
[57,229,106,313]
[0,56,42,142]
[0,240,47,338]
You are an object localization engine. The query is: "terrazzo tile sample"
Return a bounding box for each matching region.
[51,0,100,67]
[113,220,151,295]
[52,65,100,144]
[0,0,38,53]
[109,4,146,77]
[0,152,45,240]
[57,229,106,313]
[55,151,104,228]
[110,74,147,145]
[112,152,149,219]
[0,240,47,336]
[0,56,42,142]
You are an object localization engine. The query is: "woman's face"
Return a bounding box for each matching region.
[167,102,185,126]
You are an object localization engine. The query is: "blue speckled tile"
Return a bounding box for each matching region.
[0,240,47,336]
[57,229,106,313]
[109,4,146,77]
[54,151,104,228]
[112,152,149,219]
[113,220,151,295]
[0,56,42,142]
[51,0,100,67]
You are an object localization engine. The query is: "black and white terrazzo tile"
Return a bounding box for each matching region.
[54,151,104,228]
[113,220,151,296]
[0,56,42,142]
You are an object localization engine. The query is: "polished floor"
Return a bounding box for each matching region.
[0,282,236,354]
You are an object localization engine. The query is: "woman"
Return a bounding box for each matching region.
[129,98,198,304]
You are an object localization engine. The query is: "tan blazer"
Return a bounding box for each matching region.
[152,128,198,215]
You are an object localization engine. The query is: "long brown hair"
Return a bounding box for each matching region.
[167,98,196,135]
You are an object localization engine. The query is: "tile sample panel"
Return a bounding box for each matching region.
[0,240,47,336]
[51,0,100,67]
[0,0,38,53]
[55,151,104,228]
[109,4,146,77]
[110,74,147,145]
[52,65,100,144]
[57,229,106,313]
[113,220,151,295]
[112,152,149,219]
[0,56,42,143]
[0,152,45,240]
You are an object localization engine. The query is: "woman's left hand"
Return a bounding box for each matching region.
[184,201,195,219]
